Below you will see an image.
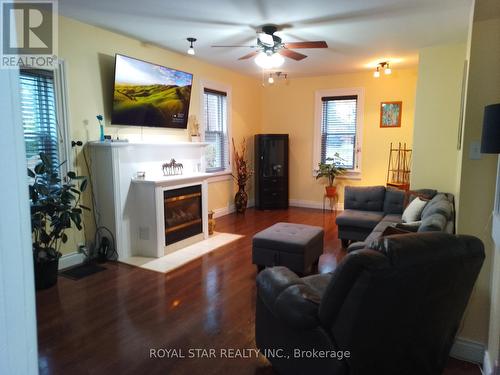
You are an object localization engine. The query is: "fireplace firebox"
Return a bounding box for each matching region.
[164,185,203,246]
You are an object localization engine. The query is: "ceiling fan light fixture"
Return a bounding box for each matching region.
[270,53,284,67]
[255,51,284,69]
[187,37,196,55]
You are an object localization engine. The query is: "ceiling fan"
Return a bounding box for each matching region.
[212,25,328,67]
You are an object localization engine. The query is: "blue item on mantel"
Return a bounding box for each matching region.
[97,114,105,142]
[99,125,105,142]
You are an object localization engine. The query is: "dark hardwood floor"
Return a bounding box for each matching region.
[36,207,481,375]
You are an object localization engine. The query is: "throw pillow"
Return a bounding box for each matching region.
[395,221,422,232]
[402,197,428,223]
[403,189,436,208]
[382,226,411,236]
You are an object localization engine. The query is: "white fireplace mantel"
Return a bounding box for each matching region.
[89,140,210,260]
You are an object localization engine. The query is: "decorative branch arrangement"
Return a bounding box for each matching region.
[232,138,253,213]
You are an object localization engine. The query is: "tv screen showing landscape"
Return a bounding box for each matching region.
[111,54,193,128]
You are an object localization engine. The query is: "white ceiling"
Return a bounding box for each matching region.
[59,0,473,77]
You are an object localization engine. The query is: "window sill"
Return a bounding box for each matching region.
[337,170,362,181]
[206,170,232,183]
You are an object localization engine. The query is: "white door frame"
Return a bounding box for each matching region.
[0,69,39,374]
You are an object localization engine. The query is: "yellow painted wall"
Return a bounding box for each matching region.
[260,69,417,205]
[411,43,467,197]
[456,7,500,352]
[57,16,261,254]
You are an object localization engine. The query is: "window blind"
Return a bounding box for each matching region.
[321,95,358,169]
[20,69,60,172]
[204,88,229,172]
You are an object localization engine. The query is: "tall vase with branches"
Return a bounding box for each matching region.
[232,138,253,213]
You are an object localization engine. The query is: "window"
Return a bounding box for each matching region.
[203,88,229,172]
[19,67,68,175]
[313,88,364,175]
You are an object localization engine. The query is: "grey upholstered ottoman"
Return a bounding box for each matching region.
[252,222,324,275]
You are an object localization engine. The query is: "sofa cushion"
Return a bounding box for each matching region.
[422,197,453,220]
[418,213,448,232]
[336,209,385,230]
[344,185,386,212]
[301,273,333,296]
[381,214,403,224]
[402,197,428,223]
[383,188,405,214]
[404,189,438,206]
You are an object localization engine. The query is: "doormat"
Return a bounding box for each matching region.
[59,263,106,280]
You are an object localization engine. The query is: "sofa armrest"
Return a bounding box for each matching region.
[257,267,321,329]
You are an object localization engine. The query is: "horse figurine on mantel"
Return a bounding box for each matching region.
[162,158,184,176]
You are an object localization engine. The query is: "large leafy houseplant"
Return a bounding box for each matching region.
[28,152,89,289]
[315,153,346,196]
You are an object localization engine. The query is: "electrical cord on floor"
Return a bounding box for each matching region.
[82,143,117,261]
[94,226,117,261]
[82,144,99,230]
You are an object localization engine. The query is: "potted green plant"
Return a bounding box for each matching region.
[315,153,346,197]
[28,152,89,290]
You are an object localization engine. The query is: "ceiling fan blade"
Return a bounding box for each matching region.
[283,41,328,49]
[211,45,257,48]
[238,51,259,60]
[279,49,307,61]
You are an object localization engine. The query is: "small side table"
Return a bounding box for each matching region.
[323,193,338,214]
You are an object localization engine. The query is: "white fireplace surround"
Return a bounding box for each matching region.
[89,141,212,260]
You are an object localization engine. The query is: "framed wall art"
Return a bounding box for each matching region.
[380,101,402,128]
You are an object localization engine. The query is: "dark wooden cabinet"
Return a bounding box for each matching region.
[254,134,289,209]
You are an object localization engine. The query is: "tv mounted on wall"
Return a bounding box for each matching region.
[111,54,193,129]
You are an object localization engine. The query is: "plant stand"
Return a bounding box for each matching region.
[323,192,338,214]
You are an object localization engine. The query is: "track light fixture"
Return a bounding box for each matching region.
[187,37,197,55]
[374,61,392,78]
[262,71,288,87]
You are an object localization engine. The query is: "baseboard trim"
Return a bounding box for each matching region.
[212,199,255,219]
[450,337,485,364]
[58,251,85,270]
[289,199,344,211]
[483,350,493,375]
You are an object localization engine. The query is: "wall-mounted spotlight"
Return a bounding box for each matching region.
[187,37,197,55]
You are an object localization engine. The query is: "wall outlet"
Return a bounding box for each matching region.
[139,226,150,240]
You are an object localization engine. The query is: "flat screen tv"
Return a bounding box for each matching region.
[111,54,193,128]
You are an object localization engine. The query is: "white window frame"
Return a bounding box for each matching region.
[312,87,364,179]
[53,59,72,176]
[199,79,232,181]
[21,60,71,177]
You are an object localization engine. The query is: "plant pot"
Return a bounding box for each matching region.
[34,258,59,290]
[234,185,248,214]
[325,186,337,197]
